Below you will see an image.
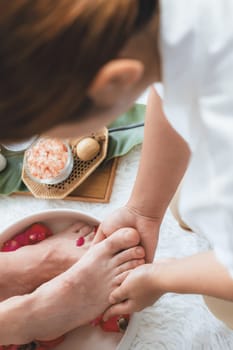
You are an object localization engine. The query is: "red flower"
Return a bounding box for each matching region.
[1,223,53,252]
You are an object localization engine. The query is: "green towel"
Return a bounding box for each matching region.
[107,103,145,161]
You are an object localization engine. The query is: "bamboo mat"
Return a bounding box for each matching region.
[15,158,118,203]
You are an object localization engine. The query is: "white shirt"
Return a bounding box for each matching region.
[158,0,233,276]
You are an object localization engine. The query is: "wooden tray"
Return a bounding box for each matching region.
[22,129,108,200]
[15,158,118,203]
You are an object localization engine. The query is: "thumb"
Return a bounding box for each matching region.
[103,300,132,321]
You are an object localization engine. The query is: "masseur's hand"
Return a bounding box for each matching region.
[94,205,161,262]
[105,252,233,319]
[103,260,173,319]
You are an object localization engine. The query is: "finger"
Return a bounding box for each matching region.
[103,301,133,321]
[114,270,132,286]
[115,259,145,276]
[109,285,128,305]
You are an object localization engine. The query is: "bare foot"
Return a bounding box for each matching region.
[40,221,95,266]
[30,228,145,341]
[0,222,95,303]
[36,221,98,281]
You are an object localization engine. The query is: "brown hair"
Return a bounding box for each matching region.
[0,0,157,141]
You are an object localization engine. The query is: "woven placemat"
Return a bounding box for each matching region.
[22,128,108,200]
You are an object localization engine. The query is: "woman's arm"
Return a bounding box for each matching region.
[128,86,190,220]
[96,87,190,262]
[160,252,233,300]
[126,87,190,261]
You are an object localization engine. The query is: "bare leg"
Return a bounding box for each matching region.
[0,222,95,301]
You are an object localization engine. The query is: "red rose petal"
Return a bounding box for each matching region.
[1,240,21,252]
[29,233,37,242]
[100,316,121,333]
[0,223,53,252]
[76,237,85,247]
[90,315,103,327]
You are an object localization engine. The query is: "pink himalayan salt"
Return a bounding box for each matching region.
[26,138,69,180]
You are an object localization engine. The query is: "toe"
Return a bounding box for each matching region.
[115,259,145,276]
[113,246,145,267]
[61,222,86,235]
[104,228,140,255]
[71,222,86,232]
[78,225,93,236]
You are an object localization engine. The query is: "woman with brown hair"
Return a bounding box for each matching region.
[0,0,157,141]
[1,0,233,346]
[0,0,155,344]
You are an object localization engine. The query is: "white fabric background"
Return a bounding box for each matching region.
[159,0,233,277]
[0,146,233,349]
